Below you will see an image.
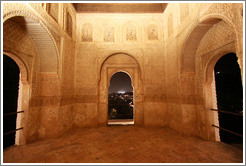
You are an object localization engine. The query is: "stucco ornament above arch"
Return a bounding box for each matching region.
[180,13,238,74]
[3,10,60,76]
[204,48,236,84]
[98,52,142,81]
[124,22,138,41]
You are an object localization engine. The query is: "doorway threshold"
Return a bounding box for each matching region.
[108,119,134,126]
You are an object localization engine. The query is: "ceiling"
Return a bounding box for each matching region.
[72,3,167,13]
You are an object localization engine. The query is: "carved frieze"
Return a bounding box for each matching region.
[82,23,93,42]
[104,25,114,42]
[126,24,137,41]
[47,3,58,22]
[147,24,158,40]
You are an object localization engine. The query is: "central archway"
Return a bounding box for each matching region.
[98,53,143,126]
[108,71,134,125]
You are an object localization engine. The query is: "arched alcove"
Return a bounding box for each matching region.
[3,14,60,144]
[180,15,238,75]
[180,15,240,141]
[203,50,243,141]
[98,53,143,126]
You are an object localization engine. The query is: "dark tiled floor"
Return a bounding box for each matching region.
[3,126,243,163]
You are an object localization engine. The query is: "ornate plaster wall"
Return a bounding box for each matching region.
[2,3,243,144]
[3,3,77,142]
[74,13,167,127]
[163,3,243,140]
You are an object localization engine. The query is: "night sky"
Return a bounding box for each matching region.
[108,72,133,94]
[214,53,243,111]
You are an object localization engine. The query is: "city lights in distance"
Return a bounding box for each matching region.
[118,91,125,94]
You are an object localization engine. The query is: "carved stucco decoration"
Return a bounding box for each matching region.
[197,21,234,56]
[147,24,158,40]
[104,25,115,42]
[206,3,234,20]
[47,3,59,22]
[126,24,137,41]
[3,10,60,76]
[82,23,93,42]
[66,11,73,37]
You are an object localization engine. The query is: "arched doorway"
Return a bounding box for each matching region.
[3,54,21,149]
[108,72,134,125]
[214,53,243,145]
[180,14,242,140]
[98,53,143,126]
[3,14,60,142]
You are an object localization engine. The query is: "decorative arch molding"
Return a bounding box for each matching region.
[3,11,60,77]
[202,44,237,141]
[3,51,30,84]
[98,52,143,82]
[204,44,236,84]
[65,5,76,39]
[3,10,39,23]
[180,13,238,74]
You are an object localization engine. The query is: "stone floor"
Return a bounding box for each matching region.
[108,119,134,125]
[3,126,243,163]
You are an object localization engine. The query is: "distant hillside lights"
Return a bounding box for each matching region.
[108,91,133,119]
[118,91,125,94]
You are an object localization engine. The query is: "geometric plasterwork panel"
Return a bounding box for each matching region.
[82,23,93,42]
[147,24,158,40]
[48,3,59,22]
[126,24,137,41]
[104,25,115,42]
[66,12,73,37]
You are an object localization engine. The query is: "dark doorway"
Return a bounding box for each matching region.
[3,54,20,149]
[214,53,243,145]
[108,72,134,125]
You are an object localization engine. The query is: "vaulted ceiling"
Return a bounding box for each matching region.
[8,16,58,73]
[72,3,167,13]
